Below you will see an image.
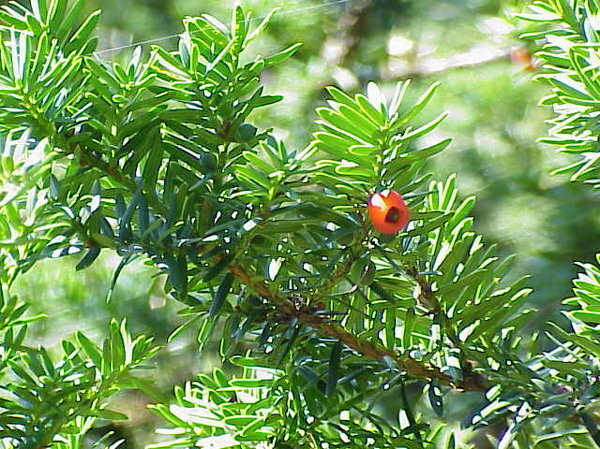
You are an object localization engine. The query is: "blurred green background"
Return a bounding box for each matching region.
[12,0,600,446]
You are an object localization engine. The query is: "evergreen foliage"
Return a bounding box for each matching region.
[0,1,598,448]
[520,0,600,188]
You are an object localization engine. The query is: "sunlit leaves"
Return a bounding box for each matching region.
[312,81,447,198]
[1,1,598,448]
[149,361,448,449]
[0,301,159,448]
[0,0,99,54]
[520,1,600,188]
[148,365,283,449]
[421,175,532,343]
[565,254,600,332]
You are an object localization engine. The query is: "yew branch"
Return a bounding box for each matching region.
[227,262,487,392]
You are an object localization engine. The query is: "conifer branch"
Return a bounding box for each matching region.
[227,262,488,392]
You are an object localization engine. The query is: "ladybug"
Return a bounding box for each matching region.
[367,189,410,234]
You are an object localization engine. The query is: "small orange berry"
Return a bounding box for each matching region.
[510,48,531,65]
[367,189,410,234]
[510,48,536,71]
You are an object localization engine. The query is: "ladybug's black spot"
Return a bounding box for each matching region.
[385,207,400,223]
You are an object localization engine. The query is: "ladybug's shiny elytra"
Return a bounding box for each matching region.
[367,189,410,234]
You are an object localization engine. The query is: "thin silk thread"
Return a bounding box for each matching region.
[94,0,355,57]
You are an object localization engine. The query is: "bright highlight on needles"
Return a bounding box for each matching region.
[94,0,355,57]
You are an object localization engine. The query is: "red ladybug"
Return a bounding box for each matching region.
[367,189,410,234]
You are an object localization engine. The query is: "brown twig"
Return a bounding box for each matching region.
[35,83,488,392]
[227,262,487,392]
[407,267,441,314]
